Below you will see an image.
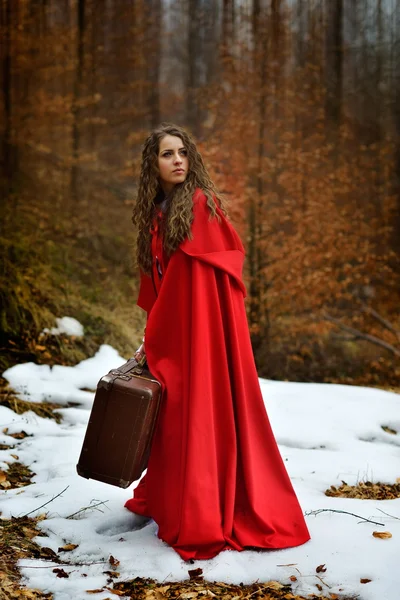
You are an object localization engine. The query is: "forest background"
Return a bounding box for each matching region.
[1,0,400,388]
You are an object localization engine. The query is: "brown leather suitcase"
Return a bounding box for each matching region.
[76,357,162,488]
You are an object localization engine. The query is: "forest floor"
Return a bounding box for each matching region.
[1,339,399,600]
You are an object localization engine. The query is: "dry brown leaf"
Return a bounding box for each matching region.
[316,563,327,573]
[1,480,11,488]
[329,594,339,599]
[316,583,323,591]
[105,587,125,596]
[22,526,39,539]
[264,581,285,590]
[360,578,372,584]
[396,477,400,483]
[0,471,7,483]
[180,593,199,599]
[109,554,120,567]
[381,425,397,434]
[145,586,170,600]
[372,531,392,539]
[145,592,162,600]
[86,590,105,595]
[53,567,69,578]
[188,567,203,580]
[35,344,46,351]
[36,514,47,521]
[58,543,79,552]
[103,570,120,579]
[11,454,19,460]
[289,575,297,581]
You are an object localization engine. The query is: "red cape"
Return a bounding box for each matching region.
[125,188,310,560]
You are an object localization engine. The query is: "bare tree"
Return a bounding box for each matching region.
[1,0,18,183]
[325,0,343,127]
[71,0,85,202]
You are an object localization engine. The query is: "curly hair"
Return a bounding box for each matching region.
[131,122,228,275]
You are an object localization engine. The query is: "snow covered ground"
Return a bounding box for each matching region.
[1,321,400,600]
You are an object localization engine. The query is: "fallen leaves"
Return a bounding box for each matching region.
[109,554,120,568]
[316,564,327,573]
[53,568,69,578]
[104,587,125,596]
[3,429,31,440]
[381,425,397,435]
[58,543,79,552]
[372,531,392,539]
[0,515,56,598]
[1,388,63,422]
[188,568,203,580]
[325,479,400,500]
[111,578,354,600]
[0,462,35,489]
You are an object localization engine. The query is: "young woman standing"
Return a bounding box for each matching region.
[125,123,311,561]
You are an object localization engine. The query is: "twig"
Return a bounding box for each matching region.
[315,574,331,589]
[305,508,384,526]
[66,499,109,519]
[361,303,400,343]
[244,586,269,600]
[18,560,108,568]
[323,312,400,357]
[22,486,70,517]
[376,508,400,521]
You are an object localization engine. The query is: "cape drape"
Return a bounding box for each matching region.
[125,188,311,560]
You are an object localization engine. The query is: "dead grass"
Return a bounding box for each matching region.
[111,576,360,599]
[0,462,35,490]
[325,480,400,500]
[0,515,55,599]
[0,377,63,423]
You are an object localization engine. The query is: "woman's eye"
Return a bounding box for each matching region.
[180,150,187,155]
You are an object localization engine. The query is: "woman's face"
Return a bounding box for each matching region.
[157,134,189,193]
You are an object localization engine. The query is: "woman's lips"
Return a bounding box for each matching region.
[173,169,185,174]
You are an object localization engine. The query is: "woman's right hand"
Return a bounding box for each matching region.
[134,342,146,363]
[133,327,146,363]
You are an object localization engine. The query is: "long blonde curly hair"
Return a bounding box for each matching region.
[132,123,228,275]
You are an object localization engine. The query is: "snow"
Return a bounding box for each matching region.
[42,316,84,337]
[1,328,400,599]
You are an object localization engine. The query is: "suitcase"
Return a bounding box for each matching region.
[76,356,162,488]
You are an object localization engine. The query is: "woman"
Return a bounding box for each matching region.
[125,123,311,561]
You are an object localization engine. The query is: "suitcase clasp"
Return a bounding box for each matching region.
[98,374,113,390]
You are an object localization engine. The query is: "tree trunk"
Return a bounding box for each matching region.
[148,0,161,129]
[1,0,18,184]
[71,0,85,202]
[187,0,201,134]
[325,0,343,127]
[248,0,270,354]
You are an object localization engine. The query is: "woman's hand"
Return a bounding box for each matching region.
[134,342,145,362]
[133,327,146,363]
